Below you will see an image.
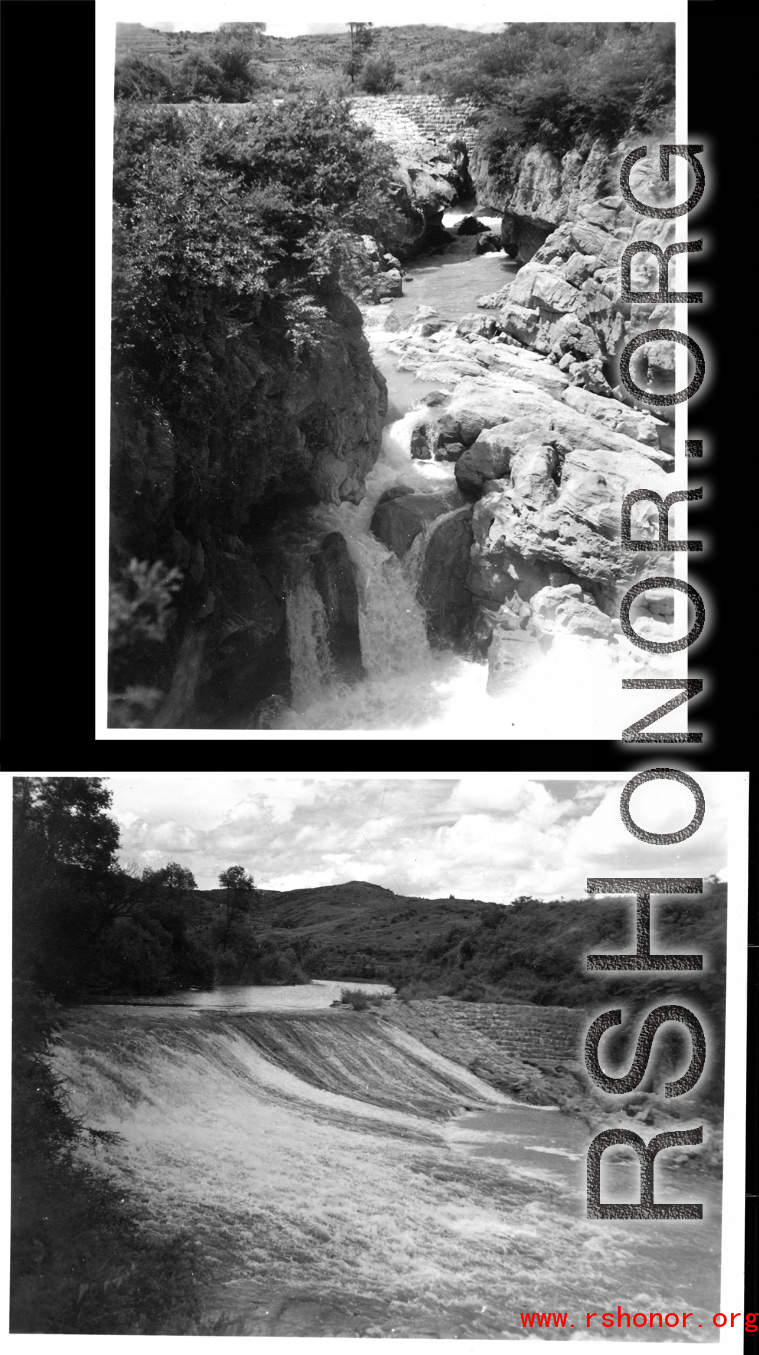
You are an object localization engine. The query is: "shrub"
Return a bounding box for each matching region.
[339,987,389,1010]
[444,22,675,167]
[114,54,173,102]
[359,56,399,94]
[173,42,263,103]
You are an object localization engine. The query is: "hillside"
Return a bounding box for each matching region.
[188,880,488,978]
[188,877,727,1011]
[114,23,495,97]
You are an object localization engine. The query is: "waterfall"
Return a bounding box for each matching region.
[333,522,429,680]
[286,572,341,711]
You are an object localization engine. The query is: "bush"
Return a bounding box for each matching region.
[173,42,263,103]
[444,22,675,169]
[114,54,173,102]
[339,987,389,1010]
[359,56,399,94]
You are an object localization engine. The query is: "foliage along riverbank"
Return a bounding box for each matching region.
[10,778,304,1332]
[110,98,400,726]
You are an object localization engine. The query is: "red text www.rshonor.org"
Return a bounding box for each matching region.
[519,1309,757,1331]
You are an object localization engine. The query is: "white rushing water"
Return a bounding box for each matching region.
[274,223,683,736]
[57,1003,721,1336]
[281,412,676,736]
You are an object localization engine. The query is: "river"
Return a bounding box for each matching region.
[58,983,721,1338]
[270,212,654,737]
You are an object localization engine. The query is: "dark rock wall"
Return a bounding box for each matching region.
[111,285,386,726]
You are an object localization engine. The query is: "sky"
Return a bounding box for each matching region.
[110,2,510,37]
[107,773,730,901]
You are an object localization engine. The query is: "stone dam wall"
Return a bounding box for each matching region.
[349,94,479,161]
[383,998,587,1107]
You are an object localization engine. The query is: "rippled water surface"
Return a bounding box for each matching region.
[92,978,394,1012]
[58,1000,722,1339]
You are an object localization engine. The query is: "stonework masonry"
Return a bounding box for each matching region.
[382,998,587,1107]
[349,94,479,162]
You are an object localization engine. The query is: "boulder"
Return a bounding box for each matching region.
[530,584,614,638]
[402,305,446,338]
[561,383,662,447]
[370,485,465,559]
[497,301,541,347]
[456,313,498,340]
[570,219,613,256]
[500,208,557,264]
[375,268,403,299]
[547,313,600,363]
[418,506,475,648]
[475,232,501,255]
[562,251,600,287]
[531,223,576,265]
[468,441,674,615]
[440,441,466,463]
[565,358,614,396]
[508,263,582,315]
[454,427,520,495]
[310,532,363,682]
[457,215,489,235]
[444,377,673,467]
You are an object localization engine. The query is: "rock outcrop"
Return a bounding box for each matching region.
[111,285,387,727]
[311,532,364,682]
[418,506,476,648]
[500,207,557,265]
[374,299,676,693]
[370,484,466,558]
[474,116,678,417]
[369,484,474,650]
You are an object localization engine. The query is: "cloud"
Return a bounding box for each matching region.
[108,775,731,904]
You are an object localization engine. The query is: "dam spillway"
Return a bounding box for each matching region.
[52,1004,721,1337]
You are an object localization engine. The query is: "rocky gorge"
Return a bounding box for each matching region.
[110,97,683,732]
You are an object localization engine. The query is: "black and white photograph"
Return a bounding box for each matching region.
[8,772,749,1338]
[98,2,702,737]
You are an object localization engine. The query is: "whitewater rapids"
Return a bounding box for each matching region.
[53,1007,721,1338]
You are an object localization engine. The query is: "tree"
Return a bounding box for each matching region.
[142,861,197,891]
[346,21,373,87]
[13,778,213,999]
[13,777,120,876]
[218,865,256,942]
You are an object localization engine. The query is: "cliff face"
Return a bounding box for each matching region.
[110,285,387,727]
[469,105,675,262]
[357,113,680,694]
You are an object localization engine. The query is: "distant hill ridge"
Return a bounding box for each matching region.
[187,876,726,1019]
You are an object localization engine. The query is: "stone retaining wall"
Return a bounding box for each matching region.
[382,998,586,1107]
[350,94,479,160]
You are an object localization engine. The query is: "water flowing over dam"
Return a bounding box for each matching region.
[56,1001,721,1337]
